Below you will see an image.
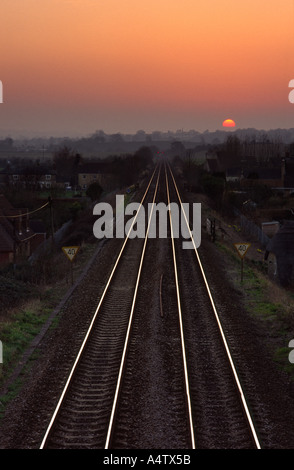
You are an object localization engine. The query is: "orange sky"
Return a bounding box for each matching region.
[0,0,293,136]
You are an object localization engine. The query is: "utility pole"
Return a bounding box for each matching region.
[13,218,16,275]
[48,196,55,248]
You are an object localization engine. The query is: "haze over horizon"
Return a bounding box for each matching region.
[1,0,293,139]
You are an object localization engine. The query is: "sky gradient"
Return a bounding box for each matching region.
[1,0,294,137]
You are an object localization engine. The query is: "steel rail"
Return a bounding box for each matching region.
[165,164,196,449]
[167,162,261,450]
[104,167,161,449]
[39,165,159,449]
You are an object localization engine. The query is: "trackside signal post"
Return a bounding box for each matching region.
[62,246,80,285]
[234,243,251,282]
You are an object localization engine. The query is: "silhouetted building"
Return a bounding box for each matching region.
[0,194,46,266]
[78,162,119,190]
[265,221,294,287]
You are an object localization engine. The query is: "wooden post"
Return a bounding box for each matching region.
[71,261,74,286]
[233,243,251,284]
[13,218,16,272]
[48,196,54,248]
[62,246,80,285]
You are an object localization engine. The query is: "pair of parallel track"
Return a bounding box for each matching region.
[39,162,261,449]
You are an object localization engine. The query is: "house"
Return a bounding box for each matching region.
[0,222,14,265]
[241,166,283,188]
[282,157,294,189]
[0,194,45,266]
[56,175,72,190]
[215,150,241,172]
[264,221,294,287]
[204,156,220,174]
[78,162,118,191]
[6,164,57,190]
[205,152,257,178]
[225,167,242,182]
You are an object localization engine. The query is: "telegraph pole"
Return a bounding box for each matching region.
[48,196,55,248]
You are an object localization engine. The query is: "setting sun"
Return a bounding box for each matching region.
[222,119,236,128]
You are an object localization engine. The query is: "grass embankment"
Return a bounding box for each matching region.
[0,242,98,416]
[216,240,294,379]
[0,186,134,415]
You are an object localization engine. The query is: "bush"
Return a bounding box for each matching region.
[200,173,225,202]
[86,182,103,201]
[0,275,35,309]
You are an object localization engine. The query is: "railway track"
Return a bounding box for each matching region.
[166,163,261,449]
[39,162,261,449]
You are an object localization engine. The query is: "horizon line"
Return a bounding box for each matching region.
[1,126,294,141]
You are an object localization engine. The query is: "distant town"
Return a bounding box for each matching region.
[1,126,294,159]
[0,127,294,280]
